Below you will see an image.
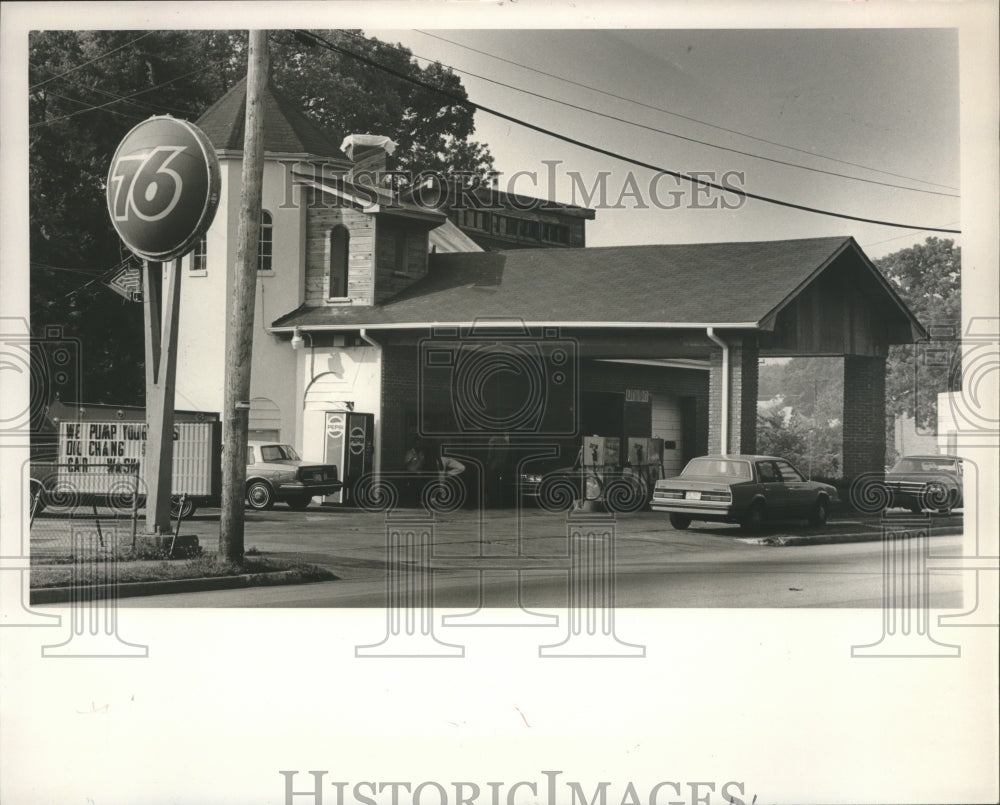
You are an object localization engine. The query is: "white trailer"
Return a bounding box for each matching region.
[31,401,221,517]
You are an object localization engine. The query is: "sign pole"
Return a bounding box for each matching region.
[142,257,183,536]
[106,110,220,542]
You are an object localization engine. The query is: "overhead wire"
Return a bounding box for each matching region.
[29,63,216,128]
[293,30,961,235]
[35,78,198,120]
[358,31,956,199]
[29,31,156,90]
[413,29,959,193]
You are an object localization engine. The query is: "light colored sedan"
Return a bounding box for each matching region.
[245,442,342,510]
[651,455,838,532]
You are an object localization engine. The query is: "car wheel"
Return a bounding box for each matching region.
[669,513,691,530]
[170,496,196,519]
[740,502,766,533]
[286,495,312,511]
[808,497,829,527]
[245,481,275,511]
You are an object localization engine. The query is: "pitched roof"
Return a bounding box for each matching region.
[195,78,350,162]
[270,236,924,339]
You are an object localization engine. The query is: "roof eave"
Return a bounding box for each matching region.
[268,320,761,334]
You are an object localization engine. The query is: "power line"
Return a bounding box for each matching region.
[30,86,146,124]
[29,64,215,128]
[294,30,961,235]
[364,31,956,199]
[35,77,198,120]
[861,224,961,250]
[30,261,108,276]
[413,29,960,194]
[29,32,156,90]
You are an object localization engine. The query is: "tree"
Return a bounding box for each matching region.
[758,357,843,477]
[30,30,231,405]
[28,30,494,405]
[875,237,961,433]
[268,30,494,179]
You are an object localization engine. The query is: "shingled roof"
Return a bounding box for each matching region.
[270,236,925,340]
[195,78,350,162]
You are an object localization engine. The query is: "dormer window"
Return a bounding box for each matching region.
[329,225,350,298]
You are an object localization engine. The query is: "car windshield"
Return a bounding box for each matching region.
[681,458,752,480]
[890,457,957,473]
[259,444,300,461]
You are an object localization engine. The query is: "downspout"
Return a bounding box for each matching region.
[706,327,729,455]
[359,328,382,473]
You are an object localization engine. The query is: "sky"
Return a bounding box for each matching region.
[366,28,960,260]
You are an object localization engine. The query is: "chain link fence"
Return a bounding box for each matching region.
[29,462,143,560]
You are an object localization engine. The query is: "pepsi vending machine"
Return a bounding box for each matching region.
[323,411,375,504]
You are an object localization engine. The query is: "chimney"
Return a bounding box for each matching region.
[342,134,397,182]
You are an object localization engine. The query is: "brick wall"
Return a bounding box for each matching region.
[843,355,887,479]
[707,334,759,454]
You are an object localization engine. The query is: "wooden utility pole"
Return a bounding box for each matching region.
[219,30,269,561]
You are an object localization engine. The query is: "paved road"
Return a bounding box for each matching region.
[103,506,964,608]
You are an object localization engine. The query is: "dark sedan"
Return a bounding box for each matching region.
[884,454,964,514]
[650,455,838,532]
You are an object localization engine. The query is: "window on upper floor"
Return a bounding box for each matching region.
[329,225,350,298]
[258,210,273,272]
[190,235,207,272]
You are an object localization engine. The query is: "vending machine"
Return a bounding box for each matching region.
[323,411,375,504]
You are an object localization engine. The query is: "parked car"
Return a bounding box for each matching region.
[884,454,964,513]
[517,461,648,512]
[650,455,838,532]
[245,442,342,510]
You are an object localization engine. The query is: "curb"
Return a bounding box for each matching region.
[30,569,337,605]
[738,524,961,547]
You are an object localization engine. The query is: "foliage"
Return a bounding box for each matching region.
[758,237,960,474]
[28,30,494,405]
[875,237,961,432]
[757,406,842,479]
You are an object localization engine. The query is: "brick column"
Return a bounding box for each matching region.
[842,355,887,479]
[707,334,759,455]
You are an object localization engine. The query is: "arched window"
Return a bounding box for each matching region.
[329,225,350,298]
[257,210,273,272]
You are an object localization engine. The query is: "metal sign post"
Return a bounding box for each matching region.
[142,257,183,535]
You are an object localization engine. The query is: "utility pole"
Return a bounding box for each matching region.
[219,30,268,562]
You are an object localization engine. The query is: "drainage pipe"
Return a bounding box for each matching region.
[706,327,729,455]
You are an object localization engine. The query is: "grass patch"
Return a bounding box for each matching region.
[30,554,337,589]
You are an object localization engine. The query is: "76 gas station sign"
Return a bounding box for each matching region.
[106,115,220,262]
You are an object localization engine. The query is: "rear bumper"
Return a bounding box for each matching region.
[650,501,737,522]
[275,481,343,499]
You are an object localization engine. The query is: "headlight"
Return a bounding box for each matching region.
[584,474,601,499]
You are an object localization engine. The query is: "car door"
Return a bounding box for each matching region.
[774,459,812,515]
[754,460,789,511]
